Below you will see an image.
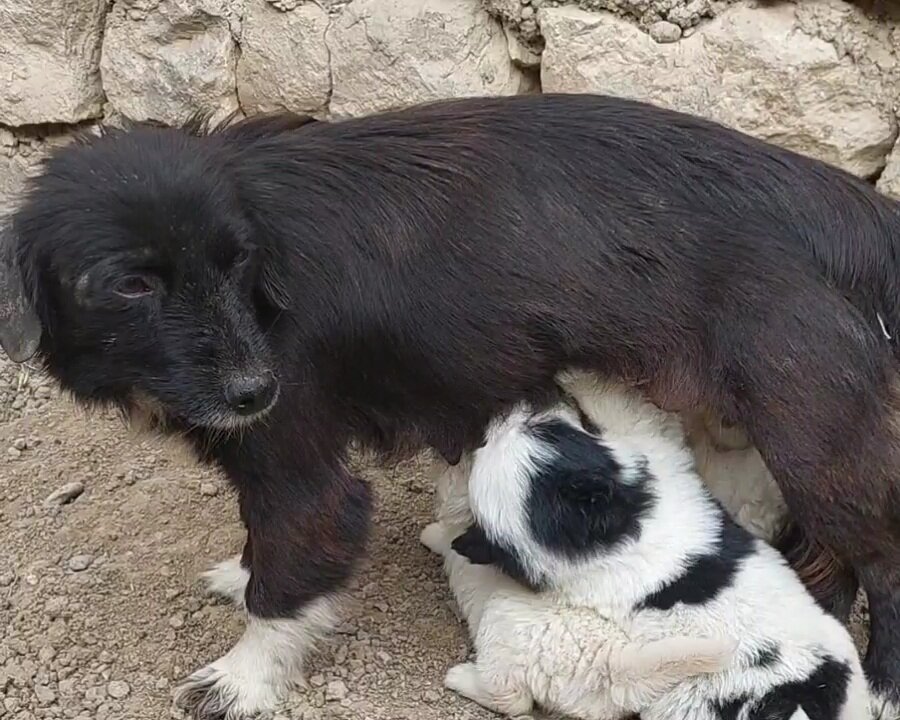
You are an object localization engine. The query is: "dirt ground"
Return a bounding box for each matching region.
[0,357,505,720]
[0,358,870,720]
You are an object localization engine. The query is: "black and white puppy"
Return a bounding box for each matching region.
[445,371,870,720]
[421,442,739,720]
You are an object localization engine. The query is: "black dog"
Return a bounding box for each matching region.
[1,94,899,719]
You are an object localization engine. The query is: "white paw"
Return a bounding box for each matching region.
[176,601,339,719]
[420,522,451,555]
[174,661,282,720]
[444,662,481,696]
[202,555,250,608]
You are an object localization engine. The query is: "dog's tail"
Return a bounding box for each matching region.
[607,635,738,712]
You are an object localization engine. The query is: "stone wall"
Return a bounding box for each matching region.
[2,0,900,218]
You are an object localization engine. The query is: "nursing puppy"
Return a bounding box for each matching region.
[682,411,787,544]
[443,372,869,720]
[2,94,900,718]
[420,452,739,720]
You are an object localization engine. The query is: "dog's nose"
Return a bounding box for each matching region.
[224,373,279,416]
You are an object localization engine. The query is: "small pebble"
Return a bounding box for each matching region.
[325,680,348,701]
[45,481,85,506]
[12,438,27,451]
[0,572,13,587]
[106,680,130,699]
[168,612,185,629]
[7,447,20,459]
[649,20,682,43]
[34,684,56,705]
[68,555,93,572]
[422,689,442,703]
[199,482,219,497]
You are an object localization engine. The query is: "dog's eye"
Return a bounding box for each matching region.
[114,275,156,299]
[233,248,252,267]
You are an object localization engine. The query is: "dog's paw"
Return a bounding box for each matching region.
[174,661,281,720]
[420,522,451,555]
[202,555,250,608]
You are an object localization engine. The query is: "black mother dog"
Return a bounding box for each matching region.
[1,94,898,719]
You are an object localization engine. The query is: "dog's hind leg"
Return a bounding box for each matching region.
[175,435,372,720]
[773,521,859,622]
[723,287,900,716]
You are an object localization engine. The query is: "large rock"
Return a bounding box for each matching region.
[236,0,332,116]
[328,0,527,118]
[0,130,77,219]
[0,0,107,126]
[878,141,900,200]
[101,0,240,126]
[540,3,897,177]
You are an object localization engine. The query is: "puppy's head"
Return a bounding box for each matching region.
[0,118,300,431]
[454,400,655,590]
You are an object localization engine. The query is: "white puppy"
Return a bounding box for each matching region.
[682,409,787,543]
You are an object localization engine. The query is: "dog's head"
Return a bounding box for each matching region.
[0,116,308,431]
[452,399,656,591]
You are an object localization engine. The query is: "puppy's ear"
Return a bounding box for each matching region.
[0,230,41,363]
[451,525,496,565]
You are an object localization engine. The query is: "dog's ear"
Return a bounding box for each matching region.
[450,525,497,565]
[258,251,291,311]
[0,230,41,363]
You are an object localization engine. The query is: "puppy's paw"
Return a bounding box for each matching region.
[420,522,451,555]
[445,662,533,717]
[174,662,281,720]
[202,555,250,608]
[444,662,482,697]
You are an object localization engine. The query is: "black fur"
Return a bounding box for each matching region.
[451,524,545,592]
[638,511,756,610]
[527,420,655,557]
[5,94,900,709]
[750,643,782,670]
[712,655,851,720]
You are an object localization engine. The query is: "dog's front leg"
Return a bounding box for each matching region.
[177,442,372,720]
